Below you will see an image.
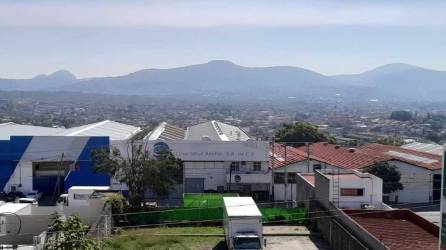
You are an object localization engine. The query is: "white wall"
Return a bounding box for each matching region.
[386,160,435,203]
[184,161,227,190]
[336,174,383,209]
[314,170,383,209]
[274,183,298,201]
[5,161,33,193]
[184,161,270,191]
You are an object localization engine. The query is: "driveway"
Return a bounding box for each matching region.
[264,235,331,250]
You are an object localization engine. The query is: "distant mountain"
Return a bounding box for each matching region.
[333,63,446,100]
[0,61,444,101]
[55,60,382,101]
[0,70,76,91]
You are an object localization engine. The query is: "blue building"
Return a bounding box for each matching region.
[0,120,141,194]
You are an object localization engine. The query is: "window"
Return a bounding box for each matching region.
[230,162,240,171]
[288,173,297,184]
[253,162,261,171]
[241,161,247,166]
[313,164,322,171]
[340,188,364,196]
[274,173,285,184]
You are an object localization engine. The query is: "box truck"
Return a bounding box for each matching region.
[223,197,263,249]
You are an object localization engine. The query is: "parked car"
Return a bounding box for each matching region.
[6,191,25,202]
[26,191,43,200]
[18,197,38,204]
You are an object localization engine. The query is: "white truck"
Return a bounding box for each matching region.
[223,197,263,250]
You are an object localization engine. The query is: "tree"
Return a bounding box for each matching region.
[92,140,182,209]
[46,213,98,250]
[364,162,403,194]
[375,137,405,146]
[275,122,336,146]
[390,110,412,121]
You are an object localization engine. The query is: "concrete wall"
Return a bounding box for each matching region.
[295,174,315,209]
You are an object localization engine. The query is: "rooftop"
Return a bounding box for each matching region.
[68,186,111,190]
[401,142,442,156]
[300,174,315,187]
[359,143,441,170]
[344,209,439,250]
[296,143,389,169]
[0,122,64,140]
[0,203,30,214]
[146,122,185,141]
[271,143,308,169]
[223,197,262,217]
[59,120,141,140]
[185,120,250,141]
[0,120,141,141]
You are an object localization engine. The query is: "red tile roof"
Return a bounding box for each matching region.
[344,209,439,250]
[359,143,441,170]
[301,174,315,187]
[295,143,389,170]
[270,143,308,169]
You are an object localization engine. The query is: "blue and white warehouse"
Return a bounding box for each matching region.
[0,120,141,194]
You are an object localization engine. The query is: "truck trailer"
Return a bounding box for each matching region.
[223,197,263,250]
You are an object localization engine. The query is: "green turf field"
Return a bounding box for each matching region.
[183,193,239,208]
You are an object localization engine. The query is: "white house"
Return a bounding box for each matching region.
[296,169,390,210]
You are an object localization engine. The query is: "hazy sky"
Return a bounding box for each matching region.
[1,0,445,78]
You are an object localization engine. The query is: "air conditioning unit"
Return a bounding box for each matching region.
[361,204,375,209]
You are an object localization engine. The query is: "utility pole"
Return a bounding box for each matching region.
[271,138,275,202]
[228,163,233,192]
[53,153,64,202]
[284,143,288,206]
[306,143,311,172]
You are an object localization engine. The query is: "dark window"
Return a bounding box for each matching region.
[217,186,224,193]
[288,173,297,184]
[241,161,247,166]
[230,162,240,171]
[274,173,285,184]
[341,188,364,196]
[313,164,322,171]
[253,162,261,171]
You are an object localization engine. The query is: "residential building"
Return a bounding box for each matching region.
[292,142,442,204]
[359,143,442,203]
[296,169,388,210]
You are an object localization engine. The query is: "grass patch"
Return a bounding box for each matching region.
[103,227,225,250]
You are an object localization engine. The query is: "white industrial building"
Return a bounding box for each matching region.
[142,121,271,201]
[0,120,141,141]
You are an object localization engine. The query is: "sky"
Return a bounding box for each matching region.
[0,0,445,78]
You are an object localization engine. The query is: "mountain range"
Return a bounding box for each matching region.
[1,61,445,102]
